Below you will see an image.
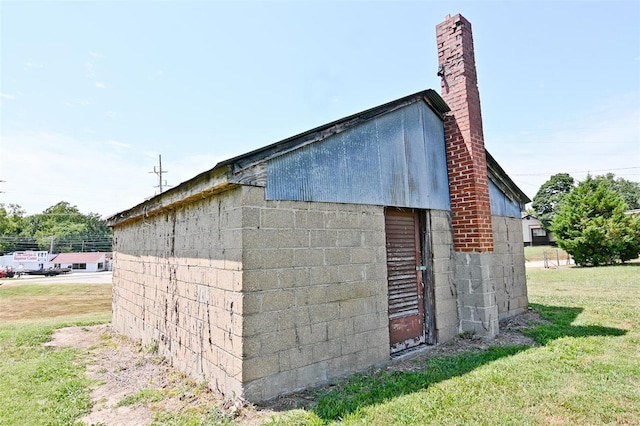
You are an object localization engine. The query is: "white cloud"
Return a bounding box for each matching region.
[107,140,130,153]
[89,51,103,58]
[0,93,17,100]
[105,111,117,118]
[95,82,106,89]
[24,61,43,69]
[0,130,156,216]
[84,62,96,78]
[0,130,230,217]
[148,70,164,81]
[65,100,89,107]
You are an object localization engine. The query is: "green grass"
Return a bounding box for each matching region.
[2,265,639,425]
[0,283,111,425]
[268,263,640,425]
[524,244,569,262]
[117,388,165,407]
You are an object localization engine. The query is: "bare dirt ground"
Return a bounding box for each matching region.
[47,310,546,425]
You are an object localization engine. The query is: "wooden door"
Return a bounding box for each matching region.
[385,208,425,353]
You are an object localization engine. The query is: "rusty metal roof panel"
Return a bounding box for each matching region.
[266,101,451,210]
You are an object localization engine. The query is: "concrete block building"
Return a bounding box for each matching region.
[108,14,530,402]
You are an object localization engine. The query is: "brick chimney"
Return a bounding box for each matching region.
[436,14,499,338]
[436,14,493,253]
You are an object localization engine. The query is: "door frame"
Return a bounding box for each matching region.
[385,208,436,353]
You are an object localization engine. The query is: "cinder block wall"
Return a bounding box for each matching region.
[112,188,245,398]
[239,186,389,401]
[430,210,459,342]
[492,216,528,319]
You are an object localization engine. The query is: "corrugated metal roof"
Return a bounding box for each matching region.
[265,100,451,210]
[217,89,450,172]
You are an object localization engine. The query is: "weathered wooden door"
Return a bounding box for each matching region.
[385,208,427,353]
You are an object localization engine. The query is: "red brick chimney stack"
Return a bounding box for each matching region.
[436,14,494,252]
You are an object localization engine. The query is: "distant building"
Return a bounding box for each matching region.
[0,250,55,270]
[50,252,108,272]
[522,214,555,246]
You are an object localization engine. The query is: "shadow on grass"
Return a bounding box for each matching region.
[307,303,627,422]
[524,303,626,345]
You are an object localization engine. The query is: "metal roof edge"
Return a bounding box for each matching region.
[486,150,531,204]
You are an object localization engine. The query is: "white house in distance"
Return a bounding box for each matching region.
[51,252,108,272]
[522,214,555,246]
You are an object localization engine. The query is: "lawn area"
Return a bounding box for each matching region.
[268,264,640,425]
[524,244,570,262]
[0,282,111,425]
[1,265,639,425]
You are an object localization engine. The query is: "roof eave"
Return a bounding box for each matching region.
[107,165,237,227]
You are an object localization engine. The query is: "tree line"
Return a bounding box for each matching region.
[531,173,640,267]
[0,201,112,255]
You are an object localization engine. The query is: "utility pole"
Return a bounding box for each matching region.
[49,236,54,254]
[149,155,171,194]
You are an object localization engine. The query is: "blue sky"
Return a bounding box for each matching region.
[1,0,639,216]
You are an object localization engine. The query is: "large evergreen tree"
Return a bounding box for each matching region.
[532,173,575,229]
[551,176,640,266]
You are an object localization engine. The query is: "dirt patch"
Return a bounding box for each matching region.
[47,310,547,425]
[47,324,251,426]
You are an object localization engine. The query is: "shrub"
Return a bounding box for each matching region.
[551,176,640,266]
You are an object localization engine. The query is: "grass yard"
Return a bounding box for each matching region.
[0,282,111,425]
[268,264,640,425]
[1,264,639,425]
[524,244,569,262]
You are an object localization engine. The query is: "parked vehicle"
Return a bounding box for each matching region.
[0,268,16,278]
[24,267,71,277]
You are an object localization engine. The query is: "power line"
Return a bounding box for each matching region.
[511,166,640,177]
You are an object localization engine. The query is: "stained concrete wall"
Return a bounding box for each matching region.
[430,210,459,343]
[112,186,392,402]
[451,216,528,338]
[239,186,390,401]
[111,185,526,402]
[112,187,245,398]
[492,216,528,319]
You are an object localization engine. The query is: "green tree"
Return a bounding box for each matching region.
[0,204,30,254]
[551,176,640,266]
[532,173,575,229]
[21,202,112,253]
[596,173,640,210]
